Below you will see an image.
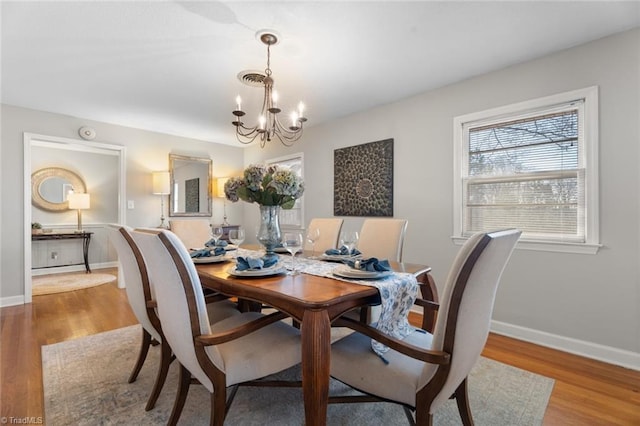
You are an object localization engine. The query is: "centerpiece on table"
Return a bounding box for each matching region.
[224,164,304,262]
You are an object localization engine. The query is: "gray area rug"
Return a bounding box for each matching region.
[42,325,554,425]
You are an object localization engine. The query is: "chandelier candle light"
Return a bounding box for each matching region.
[232,31,307,148]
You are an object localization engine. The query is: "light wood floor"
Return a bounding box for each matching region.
[1,268,639,425]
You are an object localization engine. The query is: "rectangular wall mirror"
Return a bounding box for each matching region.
[169,154,212,217]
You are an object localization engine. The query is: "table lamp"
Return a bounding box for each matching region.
[152,171,171,228]
[216,177,230,226]
[68,192,90,231]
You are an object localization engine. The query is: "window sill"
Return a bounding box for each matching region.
[451,236,601,254]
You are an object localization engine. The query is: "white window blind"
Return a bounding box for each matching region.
[464,107,584,241]
[453,86,599,253]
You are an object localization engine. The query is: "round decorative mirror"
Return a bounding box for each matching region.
[31,167,86,212]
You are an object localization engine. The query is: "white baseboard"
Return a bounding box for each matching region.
[491,320,640,372]
[31,261,118,276]
[0,295,26,307]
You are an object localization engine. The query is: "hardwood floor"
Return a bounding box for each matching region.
[1,268,639,425]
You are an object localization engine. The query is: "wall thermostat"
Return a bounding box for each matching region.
[78,126,96,140]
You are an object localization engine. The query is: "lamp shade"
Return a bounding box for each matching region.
[216,177,229,198]
[152,171,171,195]
[68,193,90,210]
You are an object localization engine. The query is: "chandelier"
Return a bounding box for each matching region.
[232,31,307,148]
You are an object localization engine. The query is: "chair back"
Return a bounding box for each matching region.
[304,218,344,252]
[422,229,521,411]
[357,218,408,262]
[131,228,220,391]
[106,224,161,342]
[169,219,211,249]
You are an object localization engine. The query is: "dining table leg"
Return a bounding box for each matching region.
[300,309,331,426]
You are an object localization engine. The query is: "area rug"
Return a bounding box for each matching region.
[33,272,116,296]
[42,325,554,425]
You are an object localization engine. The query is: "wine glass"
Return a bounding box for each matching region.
[228,227,245,259]
[210,225,224,247]
[305,227,320,259]
[340,230,359,256]
[282,231,303,275]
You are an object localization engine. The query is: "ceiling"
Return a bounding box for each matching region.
[2,1,639,147]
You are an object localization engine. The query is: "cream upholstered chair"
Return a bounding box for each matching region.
[131,228,302,425]
[356,218,408,262]
[345,218,408,324]
[106,225,240,411]
[304,218,344,253]
[329,229,521,425]
[169,219,211,250]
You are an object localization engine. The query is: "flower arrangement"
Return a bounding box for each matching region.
[224,164,304,209]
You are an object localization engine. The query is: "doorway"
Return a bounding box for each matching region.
[23,133,126,303]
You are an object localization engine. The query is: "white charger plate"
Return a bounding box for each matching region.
[333,265,392,280]
[192,255,229,264]
[227,264,287,277]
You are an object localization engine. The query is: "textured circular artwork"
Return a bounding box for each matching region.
[333,139,393,216]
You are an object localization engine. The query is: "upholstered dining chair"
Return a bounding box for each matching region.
[304,217,344,253]
[356,218,408,262]
[131,228,302,426]
[343,218,408,324]
[329,229,521,426]
[169,219,211,250]
[106,224,240,411]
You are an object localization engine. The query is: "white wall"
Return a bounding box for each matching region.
[0,105,245,303]
[247,29,640,368]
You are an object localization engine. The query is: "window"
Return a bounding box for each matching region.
[267,153,304,231]
[453,87,600,254]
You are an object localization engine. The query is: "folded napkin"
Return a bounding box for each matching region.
[205,239,228,248]
[190,247,225,258]
[344,257,391,272]
[236,256,278,271]
[325,246,362,256]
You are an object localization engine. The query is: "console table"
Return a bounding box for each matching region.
[32,231,93,273]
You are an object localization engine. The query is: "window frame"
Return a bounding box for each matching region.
[453,86,600,254]
[266,152,305,232]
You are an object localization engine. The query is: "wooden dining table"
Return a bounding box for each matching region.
[196,255,436,426]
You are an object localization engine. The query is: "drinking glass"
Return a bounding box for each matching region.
[340,230,359,255]
[210,226,224,247]
[305,227,320,259]
[228,227,245,259]
[282,231,303,275]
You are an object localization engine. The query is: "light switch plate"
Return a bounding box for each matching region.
[127,200,135,209]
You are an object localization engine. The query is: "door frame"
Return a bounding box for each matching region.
[23,132,126,303]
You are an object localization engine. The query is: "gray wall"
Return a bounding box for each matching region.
[246,29,640,366]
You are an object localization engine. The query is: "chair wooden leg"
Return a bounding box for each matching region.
[128,328,152,383]
[145,339,172,411]
[168,364,191,426]
[211,381,227,426]
[454,378,474,426]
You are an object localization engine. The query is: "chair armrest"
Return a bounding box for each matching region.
[415,298,439,312]
[195,311,288,346]
[146,300,157,309]
[333,316,450,365]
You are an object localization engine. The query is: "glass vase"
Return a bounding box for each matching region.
[257,205,282,263]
